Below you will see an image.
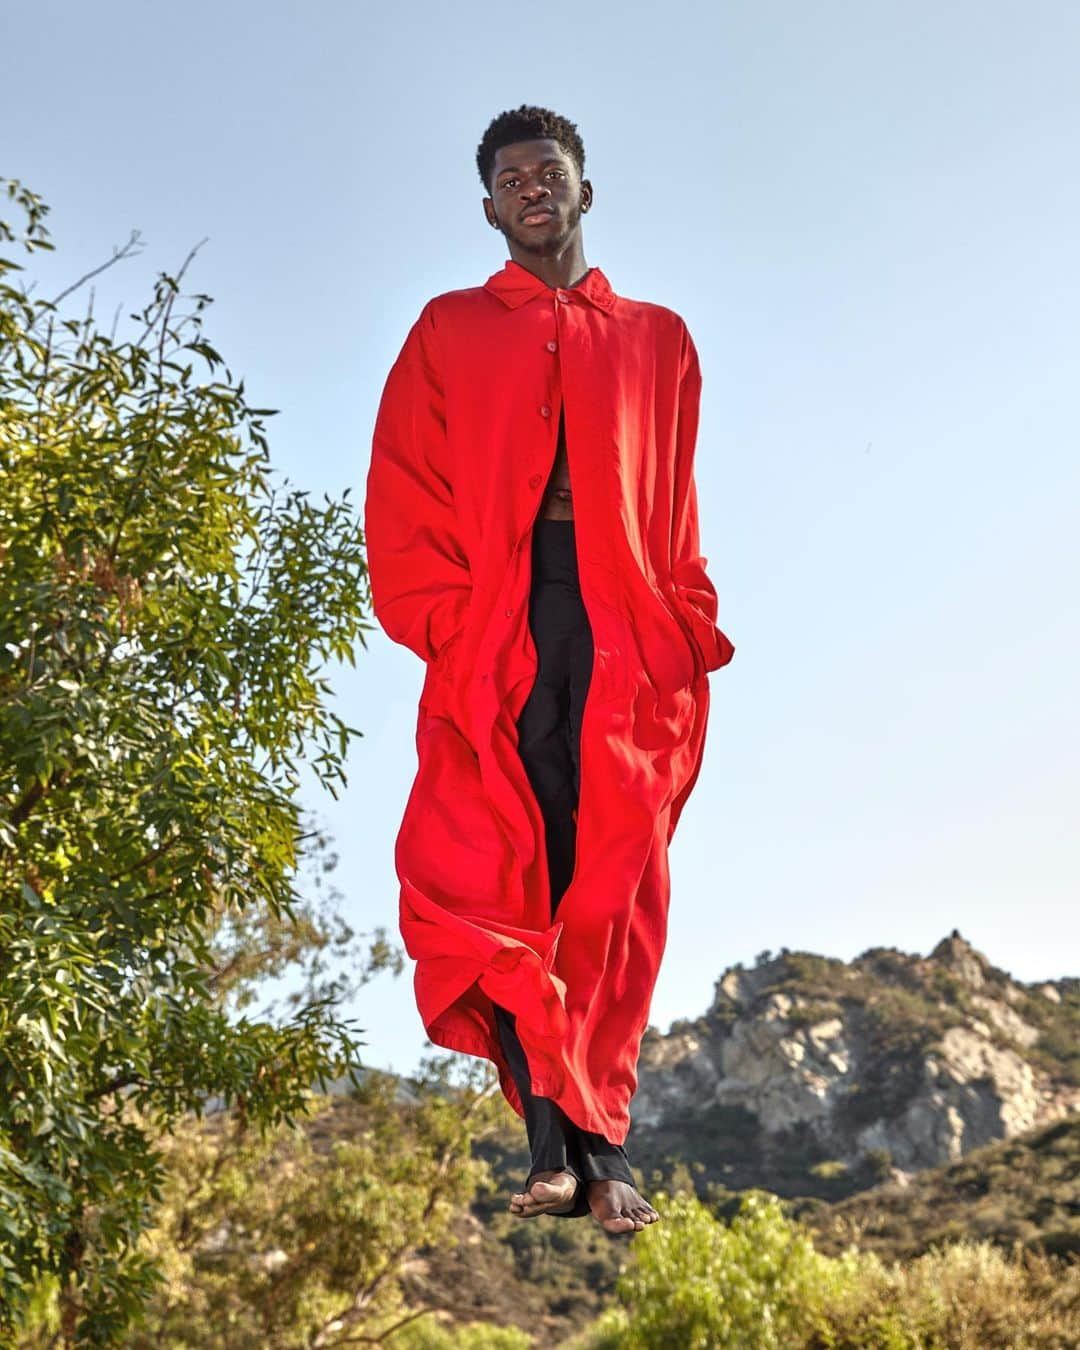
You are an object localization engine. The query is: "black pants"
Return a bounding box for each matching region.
[493,519,635,1218]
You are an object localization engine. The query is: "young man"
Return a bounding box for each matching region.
[364,106,734,1234]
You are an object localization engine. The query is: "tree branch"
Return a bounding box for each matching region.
[48,230,143,308]
[7,766,70,831]
[328,1307,436,1345]
[84,1073,152,1103]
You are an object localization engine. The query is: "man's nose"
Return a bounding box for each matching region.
[521,182,551,201]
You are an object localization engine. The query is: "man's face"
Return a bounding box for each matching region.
[483,137,591,255]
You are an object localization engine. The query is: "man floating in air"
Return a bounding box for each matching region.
[364,104,735,1234]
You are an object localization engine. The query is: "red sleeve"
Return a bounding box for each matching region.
[669,328,736,673]
[364,301,472,664]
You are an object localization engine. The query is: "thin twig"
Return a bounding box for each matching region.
[49,229,143,307]
[132,237,208,349]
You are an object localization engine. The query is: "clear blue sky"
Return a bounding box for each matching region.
[6,1,1078,1076]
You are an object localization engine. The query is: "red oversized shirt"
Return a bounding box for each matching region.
[364,259,734,1143]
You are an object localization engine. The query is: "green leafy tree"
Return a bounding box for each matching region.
[0,179,378,1342]
[134,1059,506,1348]
[9,1059,506,1349]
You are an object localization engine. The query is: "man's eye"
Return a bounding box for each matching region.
[547,170,565,179]
[501,179,518,189]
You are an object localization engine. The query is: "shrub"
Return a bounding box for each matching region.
[580,1188,860,1349]
[569,1188,1080,1350]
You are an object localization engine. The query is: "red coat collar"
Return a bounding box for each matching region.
[483,259,617,312]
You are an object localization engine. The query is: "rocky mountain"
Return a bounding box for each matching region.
[628,929,1080,1202]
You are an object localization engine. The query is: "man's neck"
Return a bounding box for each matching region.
[505,239,590,291]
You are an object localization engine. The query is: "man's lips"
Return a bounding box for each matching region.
[520,207,556,225]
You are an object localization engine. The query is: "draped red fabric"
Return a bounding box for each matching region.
[364,260,734,1144]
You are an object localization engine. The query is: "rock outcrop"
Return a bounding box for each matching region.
[631,931,1079,1196]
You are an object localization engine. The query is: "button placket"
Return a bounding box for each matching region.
[539,297,563,454]
[523,294,566,513]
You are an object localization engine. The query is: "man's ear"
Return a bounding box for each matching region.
[580,178,594,213]
[482,197,499,228]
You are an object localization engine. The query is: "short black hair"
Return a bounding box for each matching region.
[476,105,586,191]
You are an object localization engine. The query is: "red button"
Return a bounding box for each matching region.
[540,404,551,417]
[504,607,513,617]
[556,291,570,303]
[528,473,543,488]
[546,340,557,352]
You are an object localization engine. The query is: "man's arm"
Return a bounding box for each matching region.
[668,326,736,674]
[364,301,472,665]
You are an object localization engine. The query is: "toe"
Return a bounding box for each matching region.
[510,1185,547,1217]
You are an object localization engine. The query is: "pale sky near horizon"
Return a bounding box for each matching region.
[4,1,1078,1077]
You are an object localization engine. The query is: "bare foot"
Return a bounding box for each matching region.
[587,1179,660,1233]
[508,1168,580,1217]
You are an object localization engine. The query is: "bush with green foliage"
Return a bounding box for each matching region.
[582,1188,855,1349]
[570,1185,1080,1349]
[390,1319,533,1349]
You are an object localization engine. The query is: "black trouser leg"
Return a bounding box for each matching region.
[493,520,635,1215]
[493,1005,586,1190]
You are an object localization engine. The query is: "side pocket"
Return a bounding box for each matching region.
[639,580,700,690]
